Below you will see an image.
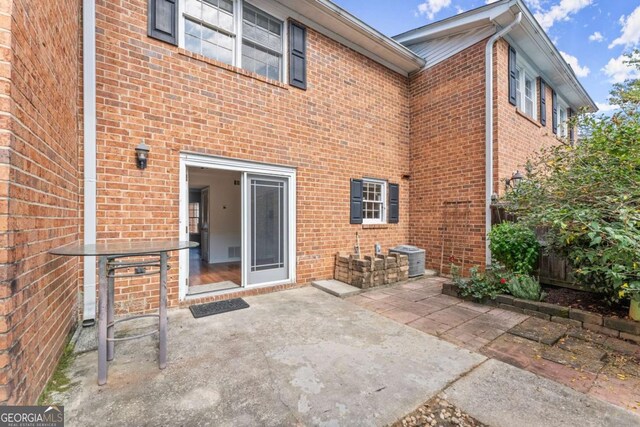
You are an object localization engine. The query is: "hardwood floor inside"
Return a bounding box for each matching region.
[189,247,241,287]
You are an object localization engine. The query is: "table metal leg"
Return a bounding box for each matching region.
[159,251,167,369]
[98,256,108,385]
[107,267,115,361]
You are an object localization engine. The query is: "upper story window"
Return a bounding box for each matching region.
[557,97,569,138]
[515,64,536,120]
[180,0,285,81]
[242,4,283,81]
[362,179,386,224]
[184,0,235,64]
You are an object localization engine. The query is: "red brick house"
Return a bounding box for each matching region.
[0,0,594,404]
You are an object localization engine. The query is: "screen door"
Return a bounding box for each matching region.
[246,175,288,285]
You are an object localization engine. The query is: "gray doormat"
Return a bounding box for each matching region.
[189,298,250,318]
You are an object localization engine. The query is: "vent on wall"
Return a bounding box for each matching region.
[228,246,241,258]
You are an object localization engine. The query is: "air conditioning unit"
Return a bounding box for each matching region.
[389,245,426,277]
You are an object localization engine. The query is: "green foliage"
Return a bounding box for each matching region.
[453,264,509,300]
[38,338,75,405]
[504,50,640,304]
[507,275,545,301]
[488,222,540,275]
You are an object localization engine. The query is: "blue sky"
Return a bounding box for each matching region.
[332,0,640,112]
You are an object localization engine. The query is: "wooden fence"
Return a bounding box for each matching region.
[491,204,578,289]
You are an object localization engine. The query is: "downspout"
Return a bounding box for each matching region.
[82,0,97,326]
[484,12,521,267]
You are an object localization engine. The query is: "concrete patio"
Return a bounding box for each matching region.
[57,287,639,426]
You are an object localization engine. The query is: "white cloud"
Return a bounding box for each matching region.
[560,51,590,77]
[588,31,603,42]
[417,0,451,20]
[455,5,465,14]
[609,5,640,49]
[486,0,540,10]
[595,101,619,113]
[534,0,592,31]
[602,54,640,83]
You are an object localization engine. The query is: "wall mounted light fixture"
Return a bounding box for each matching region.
[505,170,524,190]
[135,142,150,170]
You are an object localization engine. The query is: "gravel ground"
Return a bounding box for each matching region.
[393,395,486,427]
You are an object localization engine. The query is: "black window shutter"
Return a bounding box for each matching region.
[350,179,363,224]
[568,108,575,144]
[552,90,558,134]
[388,184,399,224]
[508,45,517,106]
[289,21,307,90]
[539,79,546,126]
[148,0,178,45]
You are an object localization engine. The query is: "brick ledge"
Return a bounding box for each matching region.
[515,108,543,128]
[177,49,289,90]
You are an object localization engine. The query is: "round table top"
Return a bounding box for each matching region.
[50,240,198,257]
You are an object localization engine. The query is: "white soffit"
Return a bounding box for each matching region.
[405,25,496,69]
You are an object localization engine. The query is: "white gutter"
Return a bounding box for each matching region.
[82,0,97,326]
[484,12,521,267]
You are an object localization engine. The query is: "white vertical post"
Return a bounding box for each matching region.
[83,0,98,325]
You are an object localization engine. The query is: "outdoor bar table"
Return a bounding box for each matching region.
[50,240,197,385]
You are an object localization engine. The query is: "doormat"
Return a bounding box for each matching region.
[189,298,250,318]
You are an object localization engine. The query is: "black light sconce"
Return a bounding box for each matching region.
[505,170,524,190]
[135,142,150,170]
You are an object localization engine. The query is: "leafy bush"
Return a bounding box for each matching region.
[453,264,509,300]
[488,222,540,275]
[507,275,545,301]
[504,50,640,303]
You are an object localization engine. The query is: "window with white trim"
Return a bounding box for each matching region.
[515,64,537,120]
[362,179,386,224]
[557,101,569,138]
[180,0,285,81]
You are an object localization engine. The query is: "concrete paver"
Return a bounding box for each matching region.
[354,277,640,416]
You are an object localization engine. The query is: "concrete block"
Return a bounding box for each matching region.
[569,308,602,326]
[312,280,362,298]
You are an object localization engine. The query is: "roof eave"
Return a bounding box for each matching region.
[274,0,425,76]
[508,0,597,111]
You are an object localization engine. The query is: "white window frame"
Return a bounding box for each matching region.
[515,59,537,120]
[362,178,387,225]
[178,0,288,83]
[556,96,569,138]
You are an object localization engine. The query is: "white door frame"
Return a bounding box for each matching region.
[179,152,297,301]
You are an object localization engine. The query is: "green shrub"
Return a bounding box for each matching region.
[453,264,509,300]
[504,50,640,303]
[507,275,545,301]
[488,222,540,275]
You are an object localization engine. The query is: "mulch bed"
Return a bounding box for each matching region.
[542,285,630,319]
[393,396,486,427]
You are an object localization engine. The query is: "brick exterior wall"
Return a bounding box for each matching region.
[493,39,564,197]
[0,0,582,403]
[409,38,568,275]
[0,0,81,404]
[91,0,411,313]
[408,41,488,274]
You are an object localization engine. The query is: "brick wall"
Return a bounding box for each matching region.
[494,39,563,196]
[408,41,487,274]
[0,0,81,404]
[408,38,567,275]
[91,0,411,313]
